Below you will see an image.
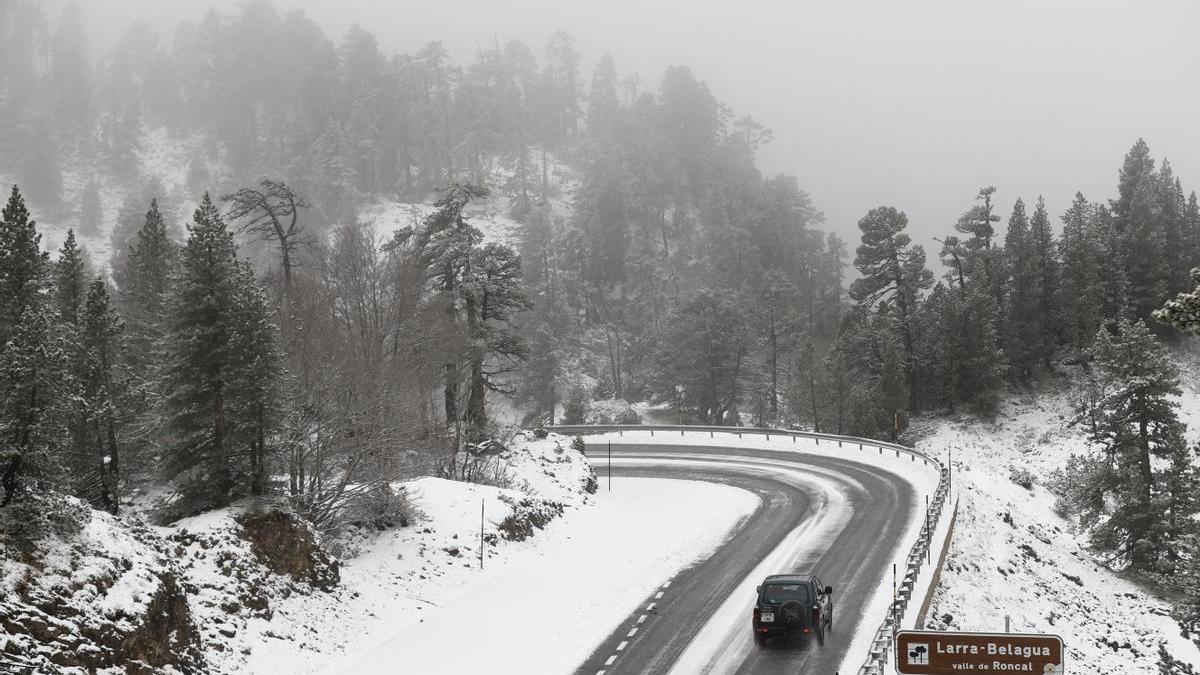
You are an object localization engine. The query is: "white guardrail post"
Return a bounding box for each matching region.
[545,424,952,675]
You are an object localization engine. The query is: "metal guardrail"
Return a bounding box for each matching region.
[548,424,952,675]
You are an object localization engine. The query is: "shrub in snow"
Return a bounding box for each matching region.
[1009,465,1036,490]
[438,449,514,489]
[343,483,413,531]
[496,496,565,541]
[0,492,89,553]
[585,399,642,425]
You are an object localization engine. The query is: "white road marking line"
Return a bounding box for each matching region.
[637,614,647,624]
[662,580,672,588]
[627,627,638,637]
[654,591,664,599]
[605,655,617,666]
[647,602,656,611]
[617,641,628,651]
[597,671,606,675]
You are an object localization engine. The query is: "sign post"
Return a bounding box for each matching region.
[896,630,1064,674]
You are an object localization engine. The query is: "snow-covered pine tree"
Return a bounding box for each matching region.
[1066,319,1191,572]
[111,199,178,481]
[1002,198,1040,379]
[0,187,74,509]
[53,229,87,326]
[1058,193,1103,358]
[0,186,50,342]
[161,193,281,512]
[1028,197,1060,368]
[1112,140,1170,322]
[1157,161,1190,296]
[118,199,177,376]
[53,230,97,499]
[849,205,933,409]
[1095,204,1135,323]
[80,278,123,513]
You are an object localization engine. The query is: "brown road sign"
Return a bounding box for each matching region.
[896,630,1065,674]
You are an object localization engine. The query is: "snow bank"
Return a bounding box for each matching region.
[918,389,1200,673]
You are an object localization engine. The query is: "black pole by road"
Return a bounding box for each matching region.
[608,440,612,491]
[480,498,485,569]
[925,495,931,565]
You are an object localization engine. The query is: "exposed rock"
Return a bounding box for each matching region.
[236,510,340,591]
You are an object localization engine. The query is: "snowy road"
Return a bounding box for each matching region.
[574,443,918,675]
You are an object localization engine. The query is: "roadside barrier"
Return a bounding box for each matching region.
[547,424,952,675]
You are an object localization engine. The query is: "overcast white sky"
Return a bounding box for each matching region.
[73,0,1200,255]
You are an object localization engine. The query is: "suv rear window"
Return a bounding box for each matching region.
[762,583,811,604]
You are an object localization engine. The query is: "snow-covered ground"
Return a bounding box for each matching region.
[176,431,755,675]
[916,363,1200,673]
[333,478,757,675]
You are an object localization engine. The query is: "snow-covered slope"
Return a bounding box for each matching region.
[225,430,758,675]
[357,150,578,249]
[916,362,1200,673]
[0,499,205,674]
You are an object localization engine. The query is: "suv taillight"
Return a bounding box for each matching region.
[753,607,761,622]
[812,606,820,624]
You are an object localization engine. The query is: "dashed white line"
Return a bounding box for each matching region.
[637,614,647,624]
[617,641,628,651]
[662,580,672,588]
[654,591,664,599]
[627,627,638,637]
[604,655,617,666]
[597,671,606,675]
[646,602,656,611]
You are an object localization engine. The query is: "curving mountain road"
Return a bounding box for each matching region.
[573,443,918,675]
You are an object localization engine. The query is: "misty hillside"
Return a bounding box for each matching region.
[6,1,1200,674]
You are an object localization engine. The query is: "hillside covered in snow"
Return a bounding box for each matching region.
[917,345,1200,673]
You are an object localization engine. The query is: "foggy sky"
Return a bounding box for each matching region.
[76,0,1200,260]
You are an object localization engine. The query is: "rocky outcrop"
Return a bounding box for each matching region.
[236,510,340,591]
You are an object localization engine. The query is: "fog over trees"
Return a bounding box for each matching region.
[4,0,1200,639]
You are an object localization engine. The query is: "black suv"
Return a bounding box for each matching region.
[751,574,833,646]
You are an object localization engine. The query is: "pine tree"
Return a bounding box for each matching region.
[79,278,123,513]
[849,206,933,408]
[162,194,281,511]
[0,305,74,508]
[0,187,72,507]
[1112,140,1169,322]
[111,199,179,486]
[0,186,50,343]
[54,230,94,499]
[953,186,1003,298]
[1158,162,1189,295]
[1095,205,1134,323]
[1002,198,1040,378]
[1028,197,1060,367]
[655,288,750,423]
[118,198,177,378]
[1068,319,1188,572]
[1058,193,1103,357]
[54,229,87,326]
